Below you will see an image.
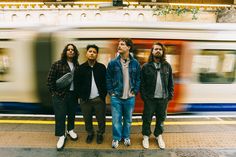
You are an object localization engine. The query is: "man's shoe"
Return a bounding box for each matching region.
[67,130,78,141]
[96,134,104,144]
[56,135,66,151]
[156,135,165,149]
[112,140,119,148]
[86,134,94,144]
[142,135,149,149]
[124,138,131,146]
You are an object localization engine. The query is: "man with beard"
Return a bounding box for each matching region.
[140,42,174,149]
[75,44,107,144]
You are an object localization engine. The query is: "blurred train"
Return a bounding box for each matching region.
[0,22,236,114]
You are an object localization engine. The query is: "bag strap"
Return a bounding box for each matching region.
[71,65,76,78]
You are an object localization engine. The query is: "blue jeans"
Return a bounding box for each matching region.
[111,96,135,141]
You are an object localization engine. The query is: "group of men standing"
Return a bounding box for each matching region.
[47,38,174,151]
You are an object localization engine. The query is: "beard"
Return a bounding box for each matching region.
[154,55,162,59]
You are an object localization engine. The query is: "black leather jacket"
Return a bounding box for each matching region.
[74,61,107,102]
[140,61,174,101]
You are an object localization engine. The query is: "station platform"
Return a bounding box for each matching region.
[0,114,236,157]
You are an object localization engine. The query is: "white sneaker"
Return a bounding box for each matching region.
[142,135,149,149]
[112,140,119,148]
[67,130,78,140]
[156,135,165,149]
[124,138,131,146]
[57,135,66,151]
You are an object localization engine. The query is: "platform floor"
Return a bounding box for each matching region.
[0,115,236,157]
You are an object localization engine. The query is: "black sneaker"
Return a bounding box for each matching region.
[96,134,104,144]
[86,134,94,144]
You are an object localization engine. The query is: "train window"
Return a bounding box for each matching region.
[134,48,149,65]
[0,48,11,82]
[192,50,236,84]
[166,54,179,74]
[166,45,179,75]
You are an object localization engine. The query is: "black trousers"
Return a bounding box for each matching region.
[142,98,168,137]
[80,96,106,135]
[52,91,78,136]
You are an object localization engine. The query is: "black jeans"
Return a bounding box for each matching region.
[52,91,77,136]
[142,98,168,137]
[80,96,106,135]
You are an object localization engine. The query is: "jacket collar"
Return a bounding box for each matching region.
[115,53,134,62]
[84,60,97,67]
[147,61,164,70]
[61,59,78,66]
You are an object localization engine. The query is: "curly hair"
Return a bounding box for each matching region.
[61,43,79,64]
[148,42,166,63]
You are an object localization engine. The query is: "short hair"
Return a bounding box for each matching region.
[118,38,134,53]
[86,44,99,53]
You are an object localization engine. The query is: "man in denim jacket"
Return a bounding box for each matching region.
[106,38,141,148]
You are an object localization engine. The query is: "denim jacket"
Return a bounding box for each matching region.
[106,54,141,97]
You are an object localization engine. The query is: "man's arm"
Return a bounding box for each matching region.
[133,62,141,95]
[47,63,57,96]
[106,62,114,96]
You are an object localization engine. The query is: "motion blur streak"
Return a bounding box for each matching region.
[0,22,235,114]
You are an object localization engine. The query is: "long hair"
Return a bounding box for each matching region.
[148,42,166,63]
[61,43,79,64]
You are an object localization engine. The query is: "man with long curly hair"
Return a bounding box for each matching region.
[47,43,79,151]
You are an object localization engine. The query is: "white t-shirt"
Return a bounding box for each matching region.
[89,68,99,99]
[67,61,74,91]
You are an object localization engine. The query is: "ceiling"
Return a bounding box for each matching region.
[0,0,234,4]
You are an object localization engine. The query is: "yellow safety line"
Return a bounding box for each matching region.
[0,120,55,125]
[0,120,236,125]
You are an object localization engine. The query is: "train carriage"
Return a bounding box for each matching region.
[0,22,236,114]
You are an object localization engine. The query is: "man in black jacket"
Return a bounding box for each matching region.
[75,44,107,144]
[140,42,174,149]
